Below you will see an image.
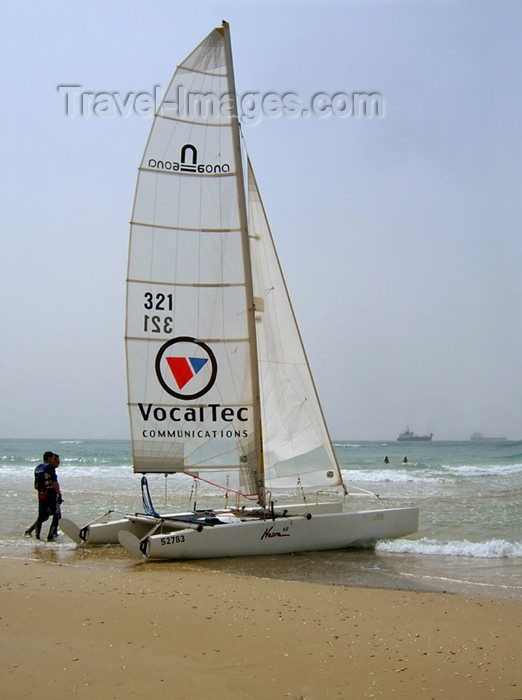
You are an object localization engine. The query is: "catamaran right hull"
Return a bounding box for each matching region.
[119,506,419,560]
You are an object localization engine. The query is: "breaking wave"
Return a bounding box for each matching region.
[342,462,522,483]
[377,537,522,558]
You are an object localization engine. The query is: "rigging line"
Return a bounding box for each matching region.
[297,477,308,505]
[186,472,258,502]
[345,483,382,500]
[80,510,115,528]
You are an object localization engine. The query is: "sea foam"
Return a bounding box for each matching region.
[377,536,522,558]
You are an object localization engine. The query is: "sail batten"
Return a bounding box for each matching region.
[127,279,244,289]
[138,168,236,178]
[177,66,227,78]
[155,113,231,127]
[129,222,239,234]
[126,336,250,344]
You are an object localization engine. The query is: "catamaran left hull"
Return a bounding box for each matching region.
[60,514,197,545]
[119,506,419,560]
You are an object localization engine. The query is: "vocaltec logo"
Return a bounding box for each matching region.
[138,337,250,440]
[57,84,384,123]
[155,337,217,400]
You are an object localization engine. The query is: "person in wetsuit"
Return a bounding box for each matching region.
[25,451,63,540]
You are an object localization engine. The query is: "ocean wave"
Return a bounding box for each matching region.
[377,537,522,558]
[439,463,522,477]
[342,468,425,483]
[341,462,522,483]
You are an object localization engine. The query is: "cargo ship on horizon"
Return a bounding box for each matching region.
[397,427,433,442]
[470,432,507,443]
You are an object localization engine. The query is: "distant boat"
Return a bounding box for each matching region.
[397,427,433,442]
[470,433,507,443]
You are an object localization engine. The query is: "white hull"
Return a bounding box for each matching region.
[118,506,419,560]
[61,512,207,545]
[60,501,347,545]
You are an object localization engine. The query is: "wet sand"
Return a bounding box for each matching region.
[1,557,520,698]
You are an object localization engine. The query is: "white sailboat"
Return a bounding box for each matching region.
[61,22,418,559]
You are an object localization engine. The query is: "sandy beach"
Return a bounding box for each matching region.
[1,557,520,699]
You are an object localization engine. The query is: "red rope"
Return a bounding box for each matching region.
[187,472,258,503]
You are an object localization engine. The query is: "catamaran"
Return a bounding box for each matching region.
[61,22,418,559]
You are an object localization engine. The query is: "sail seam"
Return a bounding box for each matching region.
[155,113,232,128]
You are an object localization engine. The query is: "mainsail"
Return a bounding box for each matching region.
[126,23,343,503]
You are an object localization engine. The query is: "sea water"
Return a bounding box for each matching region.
[1,438,520,600]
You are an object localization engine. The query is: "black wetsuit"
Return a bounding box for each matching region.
[34,462,61,540]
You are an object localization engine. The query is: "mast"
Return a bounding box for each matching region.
[220,21,266,506]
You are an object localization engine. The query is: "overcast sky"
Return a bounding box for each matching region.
[1,1,521,441]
